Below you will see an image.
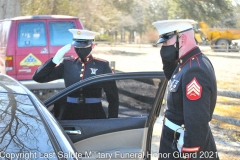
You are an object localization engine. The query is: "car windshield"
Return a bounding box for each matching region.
[0,93,57,159]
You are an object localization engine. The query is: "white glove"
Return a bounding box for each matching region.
[52,44,71,64]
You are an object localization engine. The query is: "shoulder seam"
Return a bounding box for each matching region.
[93,57,108,62]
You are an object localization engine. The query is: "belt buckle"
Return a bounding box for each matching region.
[77,95,85,104]
[163,115,166,124]
[162,109,167,124]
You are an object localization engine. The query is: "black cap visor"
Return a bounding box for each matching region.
[72,40,93,48]
[156,28,193,44]
[156,32,175,44]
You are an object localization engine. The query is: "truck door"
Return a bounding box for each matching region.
[16,20,49,80]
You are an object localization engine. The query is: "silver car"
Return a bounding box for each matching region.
[0,72,167,160]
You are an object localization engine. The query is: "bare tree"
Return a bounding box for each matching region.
[0,81,52,154]
[0,0,21,19]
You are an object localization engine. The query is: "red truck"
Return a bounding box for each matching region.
[0,15,84,90]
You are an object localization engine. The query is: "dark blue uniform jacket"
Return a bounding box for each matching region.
[160,47,219,160]
[32,54,119,119]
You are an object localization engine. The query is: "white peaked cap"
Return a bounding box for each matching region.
[152,19,197,36]
[69,29,100,40]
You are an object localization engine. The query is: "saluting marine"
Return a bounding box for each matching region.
[152,20,219,160]
[33,29,119,120]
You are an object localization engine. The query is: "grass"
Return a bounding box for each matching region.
[212,97,240,142]
[212,96,240,142]
[211,65,240,142]
[214,57,240,119]
[217,80,240,92]
[214,96,240,119]
[211,119,240,142]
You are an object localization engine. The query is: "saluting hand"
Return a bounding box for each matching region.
[52,44,71,64]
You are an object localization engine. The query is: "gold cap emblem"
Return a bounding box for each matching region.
[77,31,81,35]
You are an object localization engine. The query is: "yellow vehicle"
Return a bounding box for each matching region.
[194,22,240,51]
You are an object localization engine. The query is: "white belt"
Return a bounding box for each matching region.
[85,98,102,103]
[67,97,101,104]
[164,117,185,152]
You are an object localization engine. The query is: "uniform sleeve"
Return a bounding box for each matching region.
[102,62,119,118]
[182,67,214,154]
[32,58,64,83]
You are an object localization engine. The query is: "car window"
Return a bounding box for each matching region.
[51,77,160,119]
[18,22,47,47]
[112,78,160,117]
[49,21,76,46]
[0,93,57,159]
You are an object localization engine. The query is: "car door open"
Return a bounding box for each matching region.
[44,72,167,160]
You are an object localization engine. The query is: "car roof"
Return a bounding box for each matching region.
[0,74,29,94]
[2,15,79,21]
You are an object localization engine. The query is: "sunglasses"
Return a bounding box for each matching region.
[160,31,176,40]
[156,31,177,44]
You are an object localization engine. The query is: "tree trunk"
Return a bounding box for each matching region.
[51,0,58,15]
[0,0,21,19]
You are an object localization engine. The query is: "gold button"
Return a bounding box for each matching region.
[80,74,83,77]
[82,64,84,66]
[192,58,195,60]
[81,69,84,72]
[180,59,182,63]
[86,58,89,61]
[179,68,181,71]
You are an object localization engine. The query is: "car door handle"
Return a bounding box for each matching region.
[65,130,82,135]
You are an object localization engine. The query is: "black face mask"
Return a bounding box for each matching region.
[160,45,178,62]
[74,46,92,61]
[160,45,178,80]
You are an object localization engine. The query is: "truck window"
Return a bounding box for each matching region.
[49,21,76,46]
[18,22,47,47]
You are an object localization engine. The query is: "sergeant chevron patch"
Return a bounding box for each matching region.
[186,77,202,100]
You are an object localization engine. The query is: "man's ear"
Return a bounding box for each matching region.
[180,34,187,46]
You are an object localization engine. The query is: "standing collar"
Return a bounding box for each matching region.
[80,54,93,63]
[178,47,201,65]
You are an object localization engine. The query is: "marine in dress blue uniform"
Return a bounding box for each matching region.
[152,20,219,160]
[33,29,119,120]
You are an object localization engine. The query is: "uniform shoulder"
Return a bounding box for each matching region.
[93,57,109,63]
